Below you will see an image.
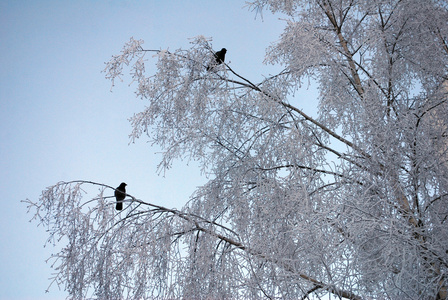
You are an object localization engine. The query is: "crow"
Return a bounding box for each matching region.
[207,48,227,70]
[115,182,127,211]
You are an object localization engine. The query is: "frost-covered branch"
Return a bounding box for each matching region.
[25,180,362,299]
[28,0,448,299]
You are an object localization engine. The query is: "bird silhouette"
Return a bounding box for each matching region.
[115,182,127,210]
[207,48,227,70]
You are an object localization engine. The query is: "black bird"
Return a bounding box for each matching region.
[207,48,227,70]
[115,182,127,211]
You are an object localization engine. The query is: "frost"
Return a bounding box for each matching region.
[27,1,448,299]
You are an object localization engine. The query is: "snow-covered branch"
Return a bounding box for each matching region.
[28,1,448,299]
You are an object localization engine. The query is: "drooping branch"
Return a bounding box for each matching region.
[26,180,362,300]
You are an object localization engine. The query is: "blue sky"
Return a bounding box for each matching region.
[0,1,317,299]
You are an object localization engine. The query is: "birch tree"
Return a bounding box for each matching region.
[26,0,448,298]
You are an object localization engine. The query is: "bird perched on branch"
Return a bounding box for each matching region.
[115,182,127,210]
[207,48,227,71]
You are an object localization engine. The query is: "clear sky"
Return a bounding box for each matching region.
[0,1,316,299]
